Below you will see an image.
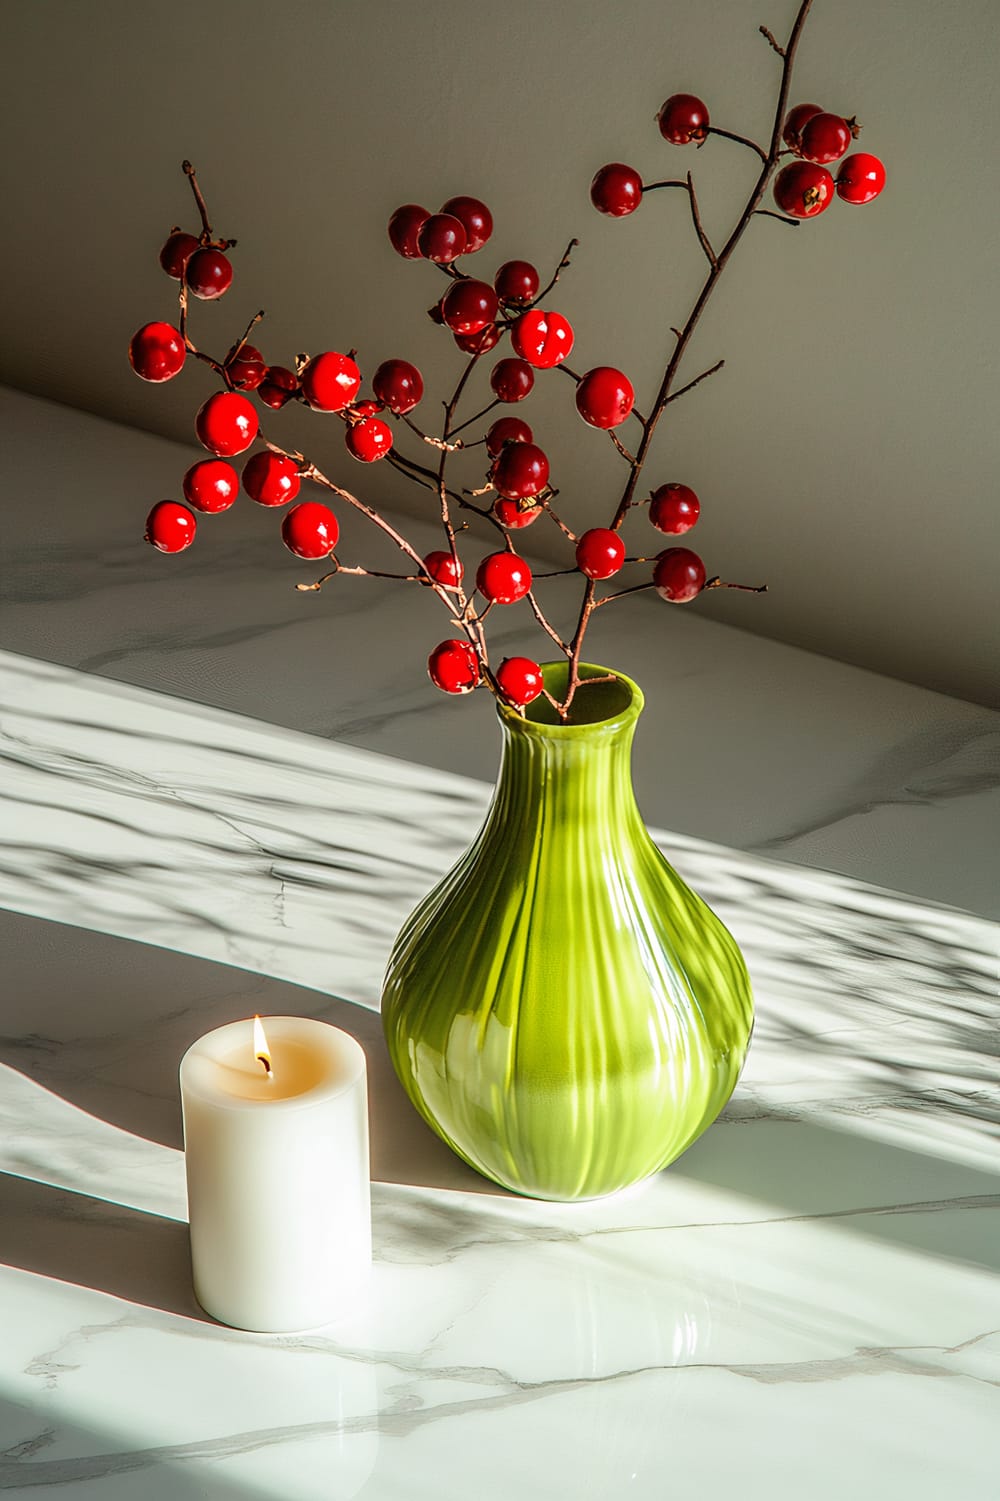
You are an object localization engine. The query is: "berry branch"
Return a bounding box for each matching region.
[133,0,885,719]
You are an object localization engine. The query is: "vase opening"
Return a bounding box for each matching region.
[502,661,644,730]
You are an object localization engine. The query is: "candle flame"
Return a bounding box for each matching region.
[253,1015,272,1077]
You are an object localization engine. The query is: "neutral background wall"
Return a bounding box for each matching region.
[3,0,998,707]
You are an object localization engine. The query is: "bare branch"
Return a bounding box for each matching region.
[704,126,768,163]
[754,208,800,227]
[686,172,717,268]
[759,24,785,57]
[665,358,725,406]
[535,237,579,302]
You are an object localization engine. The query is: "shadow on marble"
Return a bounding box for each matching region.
[0,1392,293,1500]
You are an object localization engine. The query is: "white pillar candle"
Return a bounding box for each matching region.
[180,1015,370,1333]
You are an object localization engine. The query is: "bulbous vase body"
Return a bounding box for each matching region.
[381,664,753,1200]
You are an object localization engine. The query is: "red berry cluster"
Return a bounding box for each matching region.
[132,5,887,720]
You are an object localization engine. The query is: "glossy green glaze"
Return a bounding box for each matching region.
[381,663,754,1200]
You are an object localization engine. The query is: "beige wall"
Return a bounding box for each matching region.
[3,0,998,706]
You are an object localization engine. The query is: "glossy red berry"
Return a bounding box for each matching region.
[493,497,542,529]
[185,247,233,301]
[476,551,532,604]
[422,551,464,589]
[496,657,543,707]
[281,501,339,559]
[129,322,186,383]
[653,547,706,603]
[490,357,535,403]
[650,483,700,535]
[182,459,238,514]
[441,279,500,335]
[225,343,266,391]
[195,391,259,456]
[657,94,709,144]
[373,359,423,414]
[492,442,549,501]
[590,163,643,217]
[428,639,480,694]
[242,451,301,506]
[511,309,574,369]
[782,102,823,153]
[388,204,430,258]
[773,161,835,218]
[159,231,200,279]
[145,500,196,553]
[575,528,626,580]
[454,323,503,354]
[575,367,635,429]
[417,213,467,263]
[836,153,886,205]
[257,365,299,410]
[485,416,533,458]
[440,196,493,253]
[799,112,853,165]
[301,351,362,412]
[346,416,393,462]
[494,260,539,306]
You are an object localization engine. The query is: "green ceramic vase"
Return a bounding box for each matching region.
[381,663,753,1200]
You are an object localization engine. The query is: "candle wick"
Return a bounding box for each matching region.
[256,1053,272,1077]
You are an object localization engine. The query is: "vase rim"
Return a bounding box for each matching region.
[496,662,644,736]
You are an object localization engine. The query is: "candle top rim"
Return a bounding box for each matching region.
[179,1015,366,1110]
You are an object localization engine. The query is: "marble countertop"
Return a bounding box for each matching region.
[1,387,998,1497]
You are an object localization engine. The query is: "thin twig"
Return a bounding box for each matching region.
[182,161,213,239]
[592,582,657,607]
[526,591,570,652]
[665,358,725,406]
[704,126,768,162]
[686,172,718,268]
[754,208,800,226]
[642,179,690,192]
[704,577,769,593]
[450,398,501,438]
[535,237,579,302]
[608,430,638,465]
[759,24,785,56]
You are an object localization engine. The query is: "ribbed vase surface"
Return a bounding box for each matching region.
[381,663,753,1200]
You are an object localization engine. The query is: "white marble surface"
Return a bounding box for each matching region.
[1,386,999,1496]
[0,652,998,1499]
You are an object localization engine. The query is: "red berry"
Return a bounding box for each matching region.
[183,459,238,514]
[511,309,574,369]
[185,247,233,301]
[493,497,542,529]
[492,442,549,501]
[145,500,196,553]
[281,501,339,559]
[496,657,543,707]
[242,451,301,506]
[490,357,535,403]
[657,94,709,144]
[195,391,259,456]
[388,204,430,258]
[836,153,886,205]
[417,213,467,263]
[454,323,503,354]
[440,196,493,253]
[373,359,423,414]
[225,343,266,391]
[129,321,186,383]
[773,161,835,219]
[650,483,700,535]
[653,547,706,603]
[346,416,393,462]
[422,550,464,589]
[575,367,635,429]
[300,351,362,412]
[590,163,643,217]
[782,103,823,153]
[799,112,853,165]
[441,279,500,335]
[575,528,626,580]
[486,416,533,458]
[159,231,200,280]
[476,551,532,604]
[428,639,480,694]
[257,365,299,410]
[494,260,539,306]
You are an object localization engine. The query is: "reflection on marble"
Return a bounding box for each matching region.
[0,648,998,1498]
